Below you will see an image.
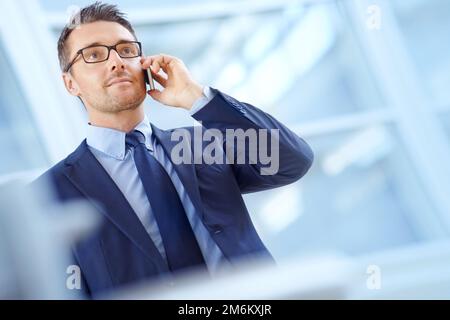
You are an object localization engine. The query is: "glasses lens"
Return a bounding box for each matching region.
[117,42,141,58]
[82,46,109,63]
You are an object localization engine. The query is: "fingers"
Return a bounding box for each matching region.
[152,72,167,88]
[140,56,153,69]
[140,56,168,87]
[142,54,181,75]
[147,88,163,101]
[153,53,178,67]
[151,56,173,76]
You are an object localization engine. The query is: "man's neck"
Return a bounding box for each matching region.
[88,106,146,133]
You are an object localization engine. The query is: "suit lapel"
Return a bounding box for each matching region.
[63,140,168,270]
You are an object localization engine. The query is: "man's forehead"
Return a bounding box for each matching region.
[67,21,135,51]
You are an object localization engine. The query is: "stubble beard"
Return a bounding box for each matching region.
[92,87,146,114]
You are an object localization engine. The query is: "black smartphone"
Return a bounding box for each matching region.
[144,67,155,91]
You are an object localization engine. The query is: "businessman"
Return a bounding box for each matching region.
[33,2,313,298]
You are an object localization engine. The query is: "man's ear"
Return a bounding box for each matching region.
[62,72,81,97]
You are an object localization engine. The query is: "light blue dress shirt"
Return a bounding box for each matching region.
[86,87,228,274]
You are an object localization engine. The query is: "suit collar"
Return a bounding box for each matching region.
[86,115,153,160]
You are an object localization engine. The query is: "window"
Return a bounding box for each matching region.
[134,2,385,124]
[245,125,443,259]
[393,0,450,110]
[0,41,48,176]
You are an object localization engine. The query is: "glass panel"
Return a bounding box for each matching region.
[136,2,385,124]
[0,41,48,176]
[442,111,450,137]
[392,0,450,108]
[244,125,442,260]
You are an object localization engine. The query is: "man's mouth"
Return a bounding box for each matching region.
[106,77,133,87]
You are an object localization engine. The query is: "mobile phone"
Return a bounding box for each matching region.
[144,67,155,91]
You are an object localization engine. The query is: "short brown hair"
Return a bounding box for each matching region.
[57,1,137,72]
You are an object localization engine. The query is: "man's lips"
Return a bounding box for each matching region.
[106,77,133,87]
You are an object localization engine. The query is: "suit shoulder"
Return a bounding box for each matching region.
[31,140,87,186]
[168,126,196,134]
[31,158,67,190]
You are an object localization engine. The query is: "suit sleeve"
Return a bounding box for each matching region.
[191,88,314,194]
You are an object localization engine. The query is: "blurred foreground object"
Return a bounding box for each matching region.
[0,180,99,299]
[109,242,450,300]
[1,181,449,299]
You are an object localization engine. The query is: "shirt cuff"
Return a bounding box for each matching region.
[189,86,216,116]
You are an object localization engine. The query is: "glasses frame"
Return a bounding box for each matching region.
[64,41,142,73]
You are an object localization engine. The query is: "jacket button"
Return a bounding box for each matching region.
[212,227,223,234]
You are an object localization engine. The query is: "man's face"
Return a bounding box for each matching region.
[63,21,147,113]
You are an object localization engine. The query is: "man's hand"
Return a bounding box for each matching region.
[141,54,204,111]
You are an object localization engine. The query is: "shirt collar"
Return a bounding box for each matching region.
[86,115,153,160]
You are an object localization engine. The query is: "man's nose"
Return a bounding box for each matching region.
[108,49,125,71]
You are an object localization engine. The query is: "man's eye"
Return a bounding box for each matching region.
[121,47,132,55]
[85,50,101,61]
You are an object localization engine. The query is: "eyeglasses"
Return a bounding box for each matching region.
[64,41,142,72]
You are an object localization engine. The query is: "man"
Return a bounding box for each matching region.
[33,2,313,298]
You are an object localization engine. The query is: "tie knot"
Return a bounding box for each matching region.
[125,130,146,148]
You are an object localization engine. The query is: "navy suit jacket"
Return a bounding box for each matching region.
[32,90,314,298]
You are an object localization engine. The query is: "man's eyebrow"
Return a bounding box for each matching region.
[81,39,136,49]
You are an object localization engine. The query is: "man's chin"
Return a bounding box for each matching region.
[110,91,146,111]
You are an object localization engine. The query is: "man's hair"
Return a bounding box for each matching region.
[57,1,137,72]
